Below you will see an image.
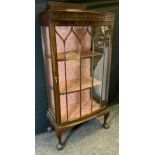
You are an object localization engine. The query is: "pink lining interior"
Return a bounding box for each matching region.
[43,26,101,122]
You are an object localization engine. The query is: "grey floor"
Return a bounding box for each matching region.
[35,104,119,155]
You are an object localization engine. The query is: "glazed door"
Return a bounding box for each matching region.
[55,25,112,123]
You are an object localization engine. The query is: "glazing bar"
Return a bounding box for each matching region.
[79,42,82,117]
[91,38,95,112]
[64,40,69,121]
[100,36,105,106]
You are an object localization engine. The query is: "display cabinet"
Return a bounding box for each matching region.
[39,2,115,150]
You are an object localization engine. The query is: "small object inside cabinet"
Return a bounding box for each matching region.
[40,2,115,150]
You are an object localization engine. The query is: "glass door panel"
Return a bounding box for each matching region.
[55,26,110,123]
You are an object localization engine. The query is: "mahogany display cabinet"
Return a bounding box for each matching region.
[39,3,115,150]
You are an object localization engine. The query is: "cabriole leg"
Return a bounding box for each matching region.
[103,111,110,129]
[55,129,64,150]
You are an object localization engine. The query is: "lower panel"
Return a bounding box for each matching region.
[47,106,109,131]
[61,99,101,122]
[60,89,104,122]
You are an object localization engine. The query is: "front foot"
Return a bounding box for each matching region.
[56,129,64,151]
[103,123,110,129]
[56,143,64,151]
[103,112,110,129]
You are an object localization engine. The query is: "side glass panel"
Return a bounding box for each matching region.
[92,26,111,105]
[55,26,111,123]
[41,26,56,118]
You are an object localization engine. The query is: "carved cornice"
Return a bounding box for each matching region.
[47,11,114,22]
[40,9,115,26]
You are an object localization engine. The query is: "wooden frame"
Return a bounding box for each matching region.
[40,4,115,150]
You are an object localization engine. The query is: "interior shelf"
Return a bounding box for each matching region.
[59,76,101,94]
[57,50,103,61]
[61,99,101,122]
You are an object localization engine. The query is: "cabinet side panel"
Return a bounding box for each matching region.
[41,26,56,118]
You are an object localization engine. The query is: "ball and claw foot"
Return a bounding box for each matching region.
[56,143,64,151]
[47,126,52,133]
[103,112,110,129]
[103,123,110,129]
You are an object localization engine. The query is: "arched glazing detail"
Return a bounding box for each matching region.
[55,26,111,123]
